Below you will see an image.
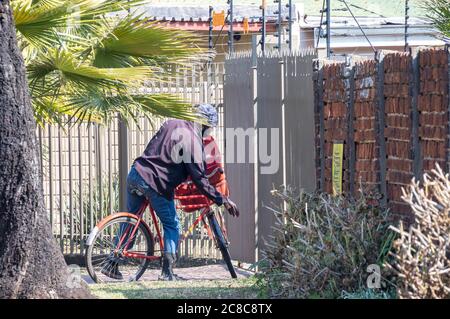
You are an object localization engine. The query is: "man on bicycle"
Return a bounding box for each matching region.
[102,104,239,281]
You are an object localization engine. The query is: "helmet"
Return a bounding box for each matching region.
[196,103,218,127]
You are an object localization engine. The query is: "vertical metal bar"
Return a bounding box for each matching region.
[326,0,331,58]
[88,124,93,231]
[412,52,421,178]
[118,118,129,212]
[276,0,282,51]
[96,124,103,221]
[38,127,43,186]
[280,58,287,193]
[261,0,266,54]
[209,6,214,50]
[404,0,409,52]
[48,125,53,231]
[251,46,259,264]
[376,51,388,208]
[192,64,196,105]
[211,63,220,105]
[207,62,212,103]
[58,125,64,251]
[78,125,84,254]
[68,122,74,254]
[144,108,150,143]
[227,0,234,54]
[318,62,325,190]
[183,67,188,102]
[184,214,188,258]
[136,115,141,158]
[287,0,293,51]
[108,127,113,215]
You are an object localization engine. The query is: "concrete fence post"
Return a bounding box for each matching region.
[376,51,388,209]
[411,52,421,179]
[343,55,356,195]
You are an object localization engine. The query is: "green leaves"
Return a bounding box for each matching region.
[425,0,450,38]
[12,0,211,126]
[87,15,209,68]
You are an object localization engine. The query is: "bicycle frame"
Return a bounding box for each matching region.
[117,199,221,261]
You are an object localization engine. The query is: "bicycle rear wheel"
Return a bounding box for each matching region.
[207,212,237,279]
[85,216,154,283]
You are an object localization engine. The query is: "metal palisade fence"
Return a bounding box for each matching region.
[36,63,226,259]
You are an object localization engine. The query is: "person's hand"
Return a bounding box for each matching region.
[223,197,240,217]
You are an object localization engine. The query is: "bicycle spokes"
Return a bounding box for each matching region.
[89,218,152,282]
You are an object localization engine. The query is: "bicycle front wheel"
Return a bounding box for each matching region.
[207,212,237,279]
[85,216,154,283]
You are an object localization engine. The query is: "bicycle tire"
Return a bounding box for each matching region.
[85,216,154,283]
[207,212,237,279]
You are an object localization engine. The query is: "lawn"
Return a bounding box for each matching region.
[90,277,263,299]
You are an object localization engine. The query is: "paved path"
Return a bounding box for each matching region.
[83,264,254,284]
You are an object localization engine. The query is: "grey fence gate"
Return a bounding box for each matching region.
[224,50,317,263]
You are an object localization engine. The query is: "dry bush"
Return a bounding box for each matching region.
[259,188,392,298]
[386,165,450,299]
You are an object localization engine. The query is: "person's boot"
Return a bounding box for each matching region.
[101,259,123,280]
[158,253,177,281]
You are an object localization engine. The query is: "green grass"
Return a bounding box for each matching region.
[90,277,263,299]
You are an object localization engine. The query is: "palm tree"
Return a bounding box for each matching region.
[1,0,92,298]
[12,0,210,126]
[425,0,450,41]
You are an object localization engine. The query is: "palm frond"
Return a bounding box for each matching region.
[424,0,450,38]
[88,14,211,68]
[14,0,209,127]
[133,94,202,122]
[12,0,152,47]
[12,0,74,46]
[54,91,200,126]
[28,49,154,93]
[32,96,66,127]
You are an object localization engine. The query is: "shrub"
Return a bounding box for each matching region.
[385,165,450,299]
[259,188,393,298]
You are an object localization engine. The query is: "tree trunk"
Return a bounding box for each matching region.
[0,0,92,299]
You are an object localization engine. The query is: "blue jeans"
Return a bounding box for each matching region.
[126,165,180,254]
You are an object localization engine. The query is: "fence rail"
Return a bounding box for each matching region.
[37,63,225,259]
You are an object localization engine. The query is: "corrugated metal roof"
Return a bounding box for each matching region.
[302,16,432,28]
[133,4,299,22]
[315,25,445,49]
[142,0,427,18]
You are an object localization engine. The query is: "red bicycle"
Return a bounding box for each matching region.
[84,136,237,282]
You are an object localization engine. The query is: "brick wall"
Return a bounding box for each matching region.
[383,52,414,216]
[418,49,449,173]
[354,60,380,192]
[322,62,349,194]
[314,47,450,220]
